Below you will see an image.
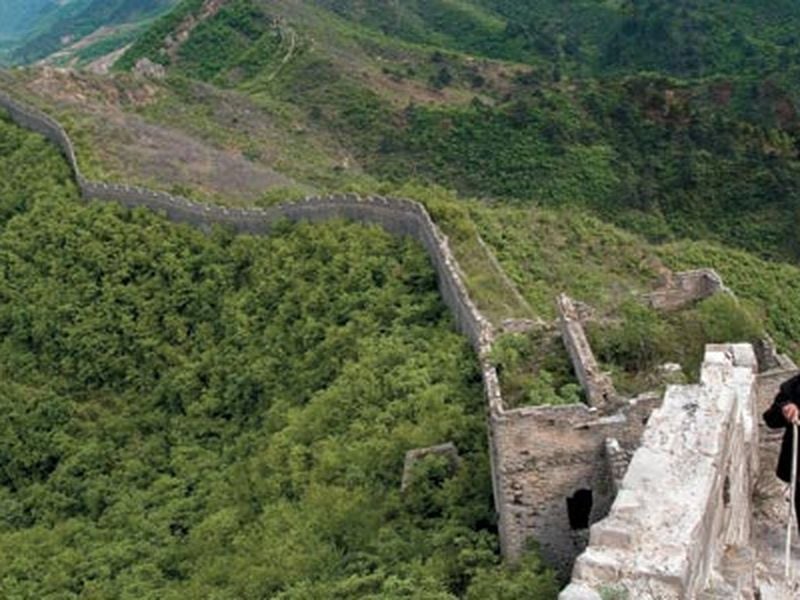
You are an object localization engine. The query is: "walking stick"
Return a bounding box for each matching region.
[786,421,799,580]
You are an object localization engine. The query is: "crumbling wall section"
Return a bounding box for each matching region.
[401,442,460,491]
[560,344,759,600]
[753,336,798,373]
[557,294,616,408]
[490,393,661,576]
[645,268,728,311]
[604,438,631,494]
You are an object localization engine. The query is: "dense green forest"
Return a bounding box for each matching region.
[0,116,558,597]
[5,0,800,593]
[121,0,800,79]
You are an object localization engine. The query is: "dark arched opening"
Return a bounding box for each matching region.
[567,488,593,530]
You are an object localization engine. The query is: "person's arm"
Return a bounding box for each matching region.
[764,375,800,428]
[764,388,792,428]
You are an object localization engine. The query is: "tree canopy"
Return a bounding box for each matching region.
[0,114,558,598]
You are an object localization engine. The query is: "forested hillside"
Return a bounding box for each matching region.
[0,116,558,597]
[4,0,800,595]
[0,0,178,66]
[6,0,792,262]
[111,0,800,260]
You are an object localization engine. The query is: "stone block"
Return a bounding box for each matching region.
[611,489,642,514]
[589,521,633,549]
[401,442,460,491]
[558,583,602,600]
[729,344,758,371]
[572,548,621,583]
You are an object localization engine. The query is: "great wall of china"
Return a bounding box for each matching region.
[2,88,799,598]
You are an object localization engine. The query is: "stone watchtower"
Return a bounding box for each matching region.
[488,294,662,577]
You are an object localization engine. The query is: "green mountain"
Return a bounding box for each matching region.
[0,0,178,66]
[112,0,800,260]
[3,0,800,597]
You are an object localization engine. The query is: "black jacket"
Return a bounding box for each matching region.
[763,373,800,482]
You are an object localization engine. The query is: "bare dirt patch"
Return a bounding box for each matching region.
[24,68,298,202]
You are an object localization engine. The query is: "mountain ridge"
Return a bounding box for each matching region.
[0,0,178,66]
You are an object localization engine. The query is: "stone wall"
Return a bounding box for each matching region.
[754,336,798,373]
[0,90,491,350]
[645,268,728,311]
[557,294,616,409]
[560,344,759,599]
[0,88,669,576]
[491,394,661,575]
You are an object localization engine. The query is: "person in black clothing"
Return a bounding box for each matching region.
[763,372,800,528]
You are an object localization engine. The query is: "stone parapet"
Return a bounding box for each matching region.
[491,393,661,574]
[561,344,759,599]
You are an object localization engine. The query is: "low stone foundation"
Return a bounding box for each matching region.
[645,268,728,311]
[400,443,460,491]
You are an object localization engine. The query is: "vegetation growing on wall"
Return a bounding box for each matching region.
[587,295,763,395]
[490,331,582,409]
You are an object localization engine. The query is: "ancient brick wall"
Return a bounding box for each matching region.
[0,89,666,577]
[490,394,661,576]
[0,91,79,173]
[556,294,616,408]
[0,91,491,350]
[560,344,760,599]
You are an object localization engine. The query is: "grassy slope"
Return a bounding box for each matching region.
[110,0,800,261]
[5,0,800,378]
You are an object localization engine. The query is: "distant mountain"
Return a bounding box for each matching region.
[118,0,800,80]
[1,0,178,65]
[0,0,51,41]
